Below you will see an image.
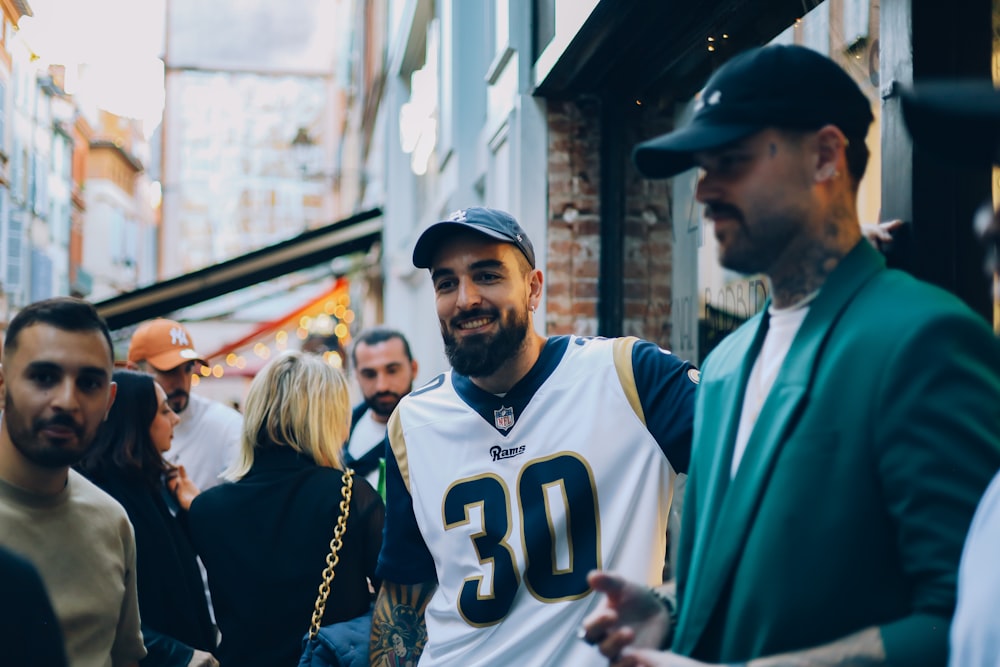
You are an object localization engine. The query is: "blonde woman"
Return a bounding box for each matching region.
[188,351,384,667]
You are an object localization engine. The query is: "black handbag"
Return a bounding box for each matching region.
[298,470,372,667]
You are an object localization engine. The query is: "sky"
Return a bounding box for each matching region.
[15,0,343,137]
[17,0,167,133]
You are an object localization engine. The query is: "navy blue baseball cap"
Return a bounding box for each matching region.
[412,207,536,269]
[633,44,874,179]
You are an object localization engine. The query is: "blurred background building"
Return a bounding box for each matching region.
[0,0,996,406]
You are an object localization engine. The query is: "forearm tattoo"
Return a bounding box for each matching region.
[370,581,435,666]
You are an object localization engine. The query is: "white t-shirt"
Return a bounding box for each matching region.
[731,300,812,478]
[346,410,388,489]
[166,393,242,490]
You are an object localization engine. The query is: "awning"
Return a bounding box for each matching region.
[95,207,381,330]
[199,277,352,378]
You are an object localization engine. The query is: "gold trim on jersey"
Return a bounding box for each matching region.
[613,336,645,426]
[388,409,410,493]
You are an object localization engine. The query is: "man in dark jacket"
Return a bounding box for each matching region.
[344,328,418,492]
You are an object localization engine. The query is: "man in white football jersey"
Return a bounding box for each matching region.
[370,207,698,667]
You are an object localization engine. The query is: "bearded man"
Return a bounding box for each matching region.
[345,327,419,492]
[0,297,146,667]
[369,207,700,667]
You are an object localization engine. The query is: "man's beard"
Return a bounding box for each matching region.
[167,391,189,415]
[5,395,90,469]
[364,391,406,419]
[442,306,529,378]
[706,201,804,276]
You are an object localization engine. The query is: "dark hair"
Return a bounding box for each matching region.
[349,327,413,368]
[77,370,175,488]
[3,297,114,363]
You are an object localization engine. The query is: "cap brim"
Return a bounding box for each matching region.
[633,121,765,178]
[146,348,206,372]
[900,82,1000,167]
[412,221,515,268]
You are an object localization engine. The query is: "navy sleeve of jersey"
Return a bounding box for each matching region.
[632,340,698,474]
[375,438,438,584]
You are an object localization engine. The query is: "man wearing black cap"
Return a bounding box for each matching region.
[370,206,699,666]
[581,45,1000,666]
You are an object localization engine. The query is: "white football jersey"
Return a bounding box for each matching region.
[379,335,697,666]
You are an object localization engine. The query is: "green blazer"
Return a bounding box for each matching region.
[673,241,1000,666]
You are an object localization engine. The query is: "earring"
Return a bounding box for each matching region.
[816,165,838,182]
[530,305,536,313]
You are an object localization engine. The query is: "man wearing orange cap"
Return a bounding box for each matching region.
[127,319,242,491]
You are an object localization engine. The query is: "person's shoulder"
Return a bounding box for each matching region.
[187,476,237,517]
[859,268,995,336]
[399,370,454,405]
[0,544,37,577]
[69,469,127,511]
[191,393,243,428]
[342,469,383,508]
[0,546,54,610]
[67,470,134,534]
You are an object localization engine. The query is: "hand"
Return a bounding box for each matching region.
[581,571,671,662]
[187,650,218,667]
[167,465,201,511]
[861,219,904,251]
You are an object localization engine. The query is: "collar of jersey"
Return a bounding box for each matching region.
[452,335,570,437]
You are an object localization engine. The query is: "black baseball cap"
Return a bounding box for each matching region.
[900,81,1000,167]
[412,207,536,269]
[633,44,874,179]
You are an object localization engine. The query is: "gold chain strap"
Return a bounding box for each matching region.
[308,468,354,640]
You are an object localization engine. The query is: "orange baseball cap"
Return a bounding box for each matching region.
[127,319,207,371]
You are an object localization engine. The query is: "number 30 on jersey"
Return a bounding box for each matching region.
[442,452,601,626]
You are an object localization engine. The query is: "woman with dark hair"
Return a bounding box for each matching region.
[77,369,218,667]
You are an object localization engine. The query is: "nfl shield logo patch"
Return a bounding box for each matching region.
[494,406,515,431]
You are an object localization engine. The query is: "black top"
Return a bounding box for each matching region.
[83,470,217,666]
[0,545,68,667]
[188,446,384,667]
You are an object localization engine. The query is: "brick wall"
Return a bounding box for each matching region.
[544,96,676,347]
[545,97,601,337]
